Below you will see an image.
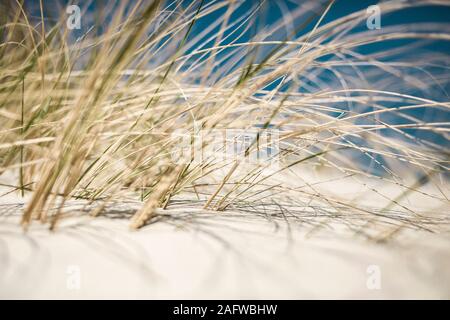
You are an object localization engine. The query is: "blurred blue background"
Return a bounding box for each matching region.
[22,0,450,151]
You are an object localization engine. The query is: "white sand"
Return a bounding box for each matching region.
[1,167,449,299]
[0,200,449,299]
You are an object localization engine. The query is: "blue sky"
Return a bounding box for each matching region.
[23,0,450,146]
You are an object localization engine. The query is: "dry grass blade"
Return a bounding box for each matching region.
[0,0,448,239]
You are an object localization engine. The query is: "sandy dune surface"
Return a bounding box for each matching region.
[1,197,449,299]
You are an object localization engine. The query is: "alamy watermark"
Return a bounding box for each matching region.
[66,265,81,290]
[66,5,81,30]
[366,264,381,290]
[170,123,280,168]
[366,5,381,30]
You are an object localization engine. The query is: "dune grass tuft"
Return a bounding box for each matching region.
[0,0,449,240]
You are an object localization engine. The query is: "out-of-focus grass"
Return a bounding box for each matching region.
[0,0,448,240]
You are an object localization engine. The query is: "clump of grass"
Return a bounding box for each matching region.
[0,0,449,240]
